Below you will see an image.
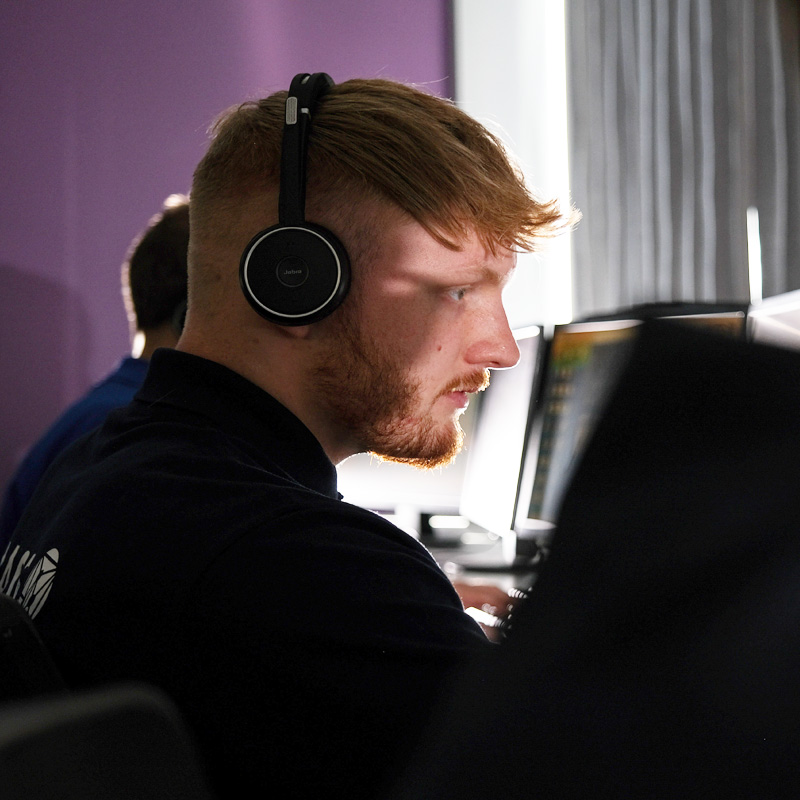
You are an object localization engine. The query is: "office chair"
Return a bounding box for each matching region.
[0,682,215,799]
[0,592,66,702]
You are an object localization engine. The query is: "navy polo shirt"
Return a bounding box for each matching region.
[2,348,488,799]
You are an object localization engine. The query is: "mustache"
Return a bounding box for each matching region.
[441,369,491,395]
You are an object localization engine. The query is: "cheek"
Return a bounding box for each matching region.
[369,314,435,364]
[361,291,456,371]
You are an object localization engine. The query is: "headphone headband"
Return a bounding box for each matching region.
[279,72,334,226]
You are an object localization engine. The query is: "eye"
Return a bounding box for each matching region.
[447,287,469,302]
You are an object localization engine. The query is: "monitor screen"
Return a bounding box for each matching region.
[514,320,640,539]
[513,309,748,545]
[458,326,543,538]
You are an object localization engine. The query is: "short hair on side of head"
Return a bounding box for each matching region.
[189,78,579,288]
[122,194,190,331]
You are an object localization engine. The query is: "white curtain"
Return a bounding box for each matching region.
[567,0,800,319]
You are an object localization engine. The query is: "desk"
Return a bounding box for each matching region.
[424,527,540,591]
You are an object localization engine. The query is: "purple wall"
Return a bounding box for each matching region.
[0,0,453,489]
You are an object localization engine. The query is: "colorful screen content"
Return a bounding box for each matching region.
[521,321,639,526]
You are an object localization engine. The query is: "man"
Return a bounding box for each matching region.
[1,76,573,798]
[0,195,189,548]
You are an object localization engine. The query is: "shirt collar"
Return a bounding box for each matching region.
[135,348,339,499]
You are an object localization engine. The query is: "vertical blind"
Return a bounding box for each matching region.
[566,0,800,319]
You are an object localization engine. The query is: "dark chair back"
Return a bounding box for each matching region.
[0,682,215,799]
[0,592,65,702]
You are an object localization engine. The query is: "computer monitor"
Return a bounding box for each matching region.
[458,326,544,543]
[513,307,749,554]
[513,320,640,548]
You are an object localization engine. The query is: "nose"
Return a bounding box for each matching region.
[464,307,521,370]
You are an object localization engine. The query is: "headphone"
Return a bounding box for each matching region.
[239,72,351,326]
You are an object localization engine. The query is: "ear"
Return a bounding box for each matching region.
[273,322,313,340]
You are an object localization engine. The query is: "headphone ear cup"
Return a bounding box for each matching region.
[239,222,351,326]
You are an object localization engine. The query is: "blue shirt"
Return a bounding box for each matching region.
[0,357,148,548]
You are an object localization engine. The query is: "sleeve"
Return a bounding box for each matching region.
[173,502,491,798]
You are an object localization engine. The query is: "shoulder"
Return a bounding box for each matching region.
[191,496,489,655]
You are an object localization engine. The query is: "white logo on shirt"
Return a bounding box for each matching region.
[0,545,59,619]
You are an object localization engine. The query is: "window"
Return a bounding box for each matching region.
[453,0,573,326]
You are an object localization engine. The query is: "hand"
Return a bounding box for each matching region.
[451,581,526,642]
[451,581,521,617]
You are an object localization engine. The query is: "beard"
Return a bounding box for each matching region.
[313,305,489,469]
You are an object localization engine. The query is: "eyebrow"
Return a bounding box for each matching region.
[475,264,515,287]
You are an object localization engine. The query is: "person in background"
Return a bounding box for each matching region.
[3,75,575,798]
[0,195,189,548]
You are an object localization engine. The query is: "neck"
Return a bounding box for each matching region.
[133,324,180,361]
[177,316,358,465]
